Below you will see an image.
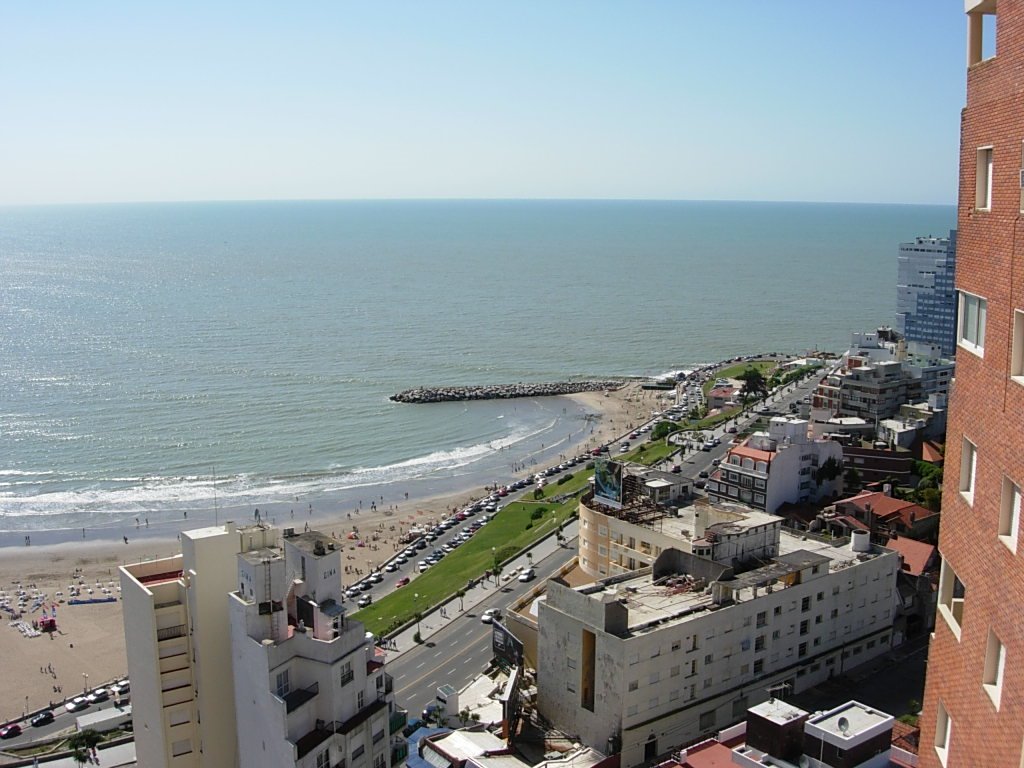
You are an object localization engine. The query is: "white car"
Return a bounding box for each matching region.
[480,608,500,624]
[65,696,90,713]
[518,568,535,583]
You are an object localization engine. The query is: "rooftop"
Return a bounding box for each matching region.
[283,530,344,557]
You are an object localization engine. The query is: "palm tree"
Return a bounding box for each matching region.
[456,588,466,611]
[67,729,103,766]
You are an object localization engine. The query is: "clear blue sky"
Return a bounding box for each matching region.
[0,1,966,206]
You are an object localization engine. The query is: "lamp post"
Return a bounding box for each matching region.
[82,673,88,695]
[414,593,421,635]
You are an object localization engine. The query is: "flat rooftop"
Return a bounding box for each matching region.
[576,529,887,635]
[808,700,893,741]
[748,698,808,726]
[283,530,344,557]
[240,546,284,565]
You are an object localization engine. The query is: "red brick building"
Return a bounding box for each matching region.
[918,2,1024,765]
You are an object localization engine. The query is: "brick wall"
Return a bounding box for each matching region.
[918,2,1024,766]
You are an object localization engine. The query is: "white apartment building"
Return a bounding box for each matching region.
[121,523,399,768]
[707,417,844,513]
[120,521,278,767]
[579,495,782,581]
[229,529,398,768]
[537,528,898,768]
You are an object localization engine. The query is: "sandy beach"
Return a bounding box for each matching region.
[0,383,667,725]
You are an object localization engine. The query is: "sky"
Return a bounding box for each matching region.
[0,1,967,206]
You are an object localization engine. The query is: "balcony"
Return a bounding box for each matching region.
[157,624,187,641]
[294,720,341,760]
[389,709,408,735]
[284,682,319,714]
[339,698,388,736]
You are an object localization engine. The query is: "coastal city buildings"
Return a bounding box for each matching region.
[537,516,899,767]
[918,1,1024,765]
[812,333,954,423]
[706,416,845,514]
[121,522,399,768]
[896,231,958,357]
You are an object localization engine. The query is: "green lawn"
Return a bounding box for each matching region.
[618,439,679,466]
[353,484,586,636]
[702,360,778,398]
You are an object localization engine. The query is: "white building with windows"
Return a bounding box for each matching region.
[121,523,400,768]
[707,417,844,514]
[537,528,899,768]
[229,529,398,768]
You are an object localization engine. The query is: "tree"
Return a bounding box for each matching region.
[737,366,769,407]
[814,457,843,486]
[456,588,466,611]
[844,466,861,488]
[67,729,103,766]
[651,420,675,441]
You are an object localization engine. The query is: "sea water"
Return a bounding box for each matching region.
[0,200,954,541]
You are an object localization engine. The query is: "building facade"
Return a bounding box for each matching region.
[229,529,399,768]
[896,231,958,357]
[707,417,845,513]
[120,522,278,768]
[538,531,899,768]
[121,523,401,768]
[918,2,1024,766]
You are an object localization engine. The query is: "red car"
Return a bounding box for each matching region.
[0,724,22,739]
[396,577,410,588]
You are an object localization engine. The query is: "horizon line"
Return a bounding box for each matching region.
[0,195,957,210]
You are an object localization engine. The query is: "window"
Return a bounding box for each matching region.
[649,672,660,684]
[755,635,765,652]
[798,642,808,658]
[934,700,952,767]
[1000,477,1022,552]
[799,620,809,636]
[704,653,714,665]
[171,739,193,757]
[671,640,681,652]
[1012,310,1024,381]
[357,690,364,710]
[374,755,386,768]
[317,750,330,768]
[628,679,638,691]
[670,665,680,677]
[352,745,365,761]
[938,560,966,640]
[340,661,353,686]
[960,437,978,505]
[958,292,987,355]
[976,146,993,210]
[983,630,1006,709]
[275,669,290,698]
[753,659,763,674]
[699,710,716,730]
[773,606,782,616]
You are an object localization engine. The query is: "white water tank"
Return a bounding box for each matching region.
[850,530,871,553]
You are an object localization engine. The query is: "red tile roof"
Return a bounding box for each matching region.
[835,492,935,528]
[883,536,936,577]
[729,445,775,463]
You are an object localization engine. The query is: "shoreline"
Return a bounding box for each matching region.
[0,384,652,721]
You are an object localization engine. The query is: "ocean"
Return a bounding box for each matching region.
[0,200,955,544]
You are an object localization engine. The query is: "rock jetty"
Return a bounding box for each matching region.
[390,380,624,404]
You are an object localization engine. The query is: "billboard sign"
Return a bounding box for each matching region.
[492,620,525,670]
[594,457,623,509]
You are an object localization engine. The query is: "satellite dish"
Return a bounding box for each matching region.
[838,716,850,735]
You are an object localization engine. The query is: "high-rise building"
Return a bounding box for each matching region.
[120,523,401,768]
[896,231,958,357]
[918,3,1024,766]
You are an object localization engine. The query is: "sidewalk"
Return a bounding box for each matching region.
[382,519,579,659]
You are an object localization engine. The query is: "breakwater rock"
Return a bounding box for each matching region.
[390,380,624,404]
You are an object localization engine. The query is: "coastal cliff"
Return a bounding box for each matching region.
[390,380,624,404]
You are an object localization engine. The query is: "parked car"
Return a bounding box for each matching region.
[396,577,410,588]
[31,711,55,728]
[357,594,373,608]
[0,724,22,739]
[111,680,130,696]
[65,697,90,713]
[86,688,110,705]
[384,562,399,573]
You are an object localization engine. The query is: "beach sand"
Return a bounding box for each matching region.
[0,383,667,724]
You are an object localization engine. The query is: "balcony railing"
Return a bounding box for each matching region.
[389,710,408,735]
[294,720,342,760]
[284,682,319,714]
[157,624,187,641]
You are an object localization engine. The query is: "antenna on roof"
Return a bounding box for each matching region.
[765,682,790,703]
